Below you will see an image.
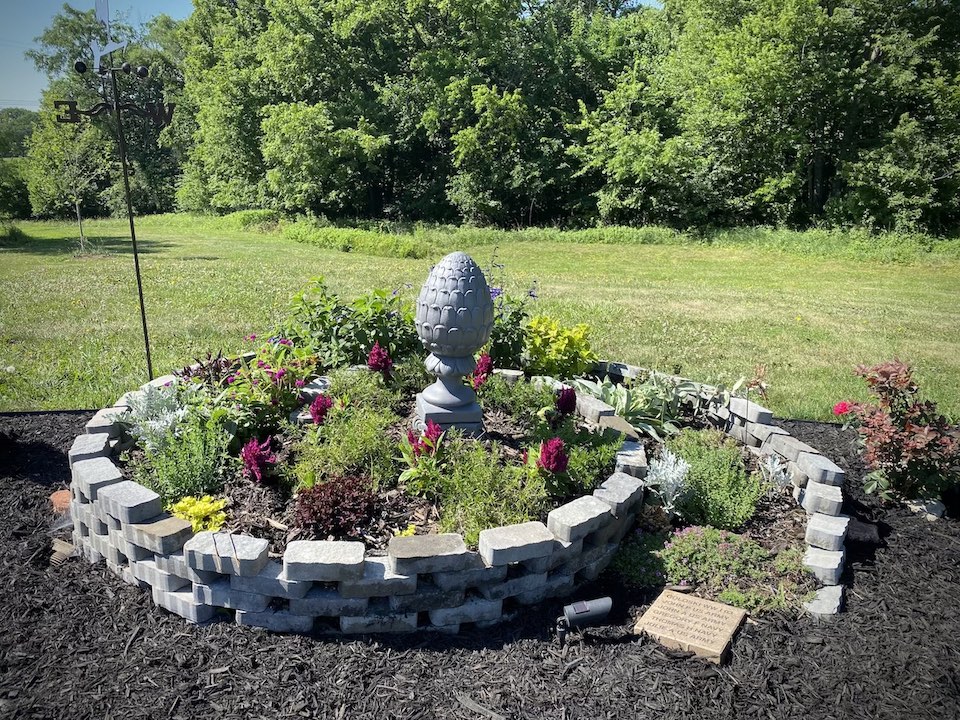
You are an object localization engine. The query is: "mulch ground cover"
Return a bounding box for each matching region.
[1,411,958,720]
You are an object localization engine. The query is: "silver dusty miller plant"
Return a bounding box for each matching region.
[646,447,690,518]
[119,383,188,452]
[759,453,791,491]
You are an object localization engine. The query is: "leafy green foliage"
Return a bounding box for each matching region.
[169,494,227,532]
[573,374,695,440]
[0,159,32,220]
[524,315,597,379]
[478,375,555,431]
[666,429,765,530]
[610,529,668,590]
[0,109,38,158]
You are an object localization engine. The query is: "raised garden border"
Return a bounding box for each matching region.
[67,360,849,633]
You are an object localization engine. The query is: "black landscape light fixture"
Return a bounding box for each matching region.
[55,0,176,381]
[555,596,613,647]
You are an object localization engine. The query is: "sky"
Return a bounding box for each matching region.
[0,0,194,111]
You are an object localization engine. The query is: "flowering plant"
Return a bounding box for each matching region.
[471,353,494,390]
[240,436,276,484]
[399,420,447,498]
[367,341,393,380]
[309,393,333,425]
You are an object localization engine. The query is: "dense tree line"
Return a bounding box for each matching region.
[14,0,960,233]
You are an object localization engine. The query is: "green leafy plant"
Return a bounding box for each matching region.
[398,420,447,499]
[523,315,597,379]
[169,495,228,532]
[119,383,188,453]
[610,529,669,590]
[478,374,555,430]
[666,429,765,530]
[573,374,696,440]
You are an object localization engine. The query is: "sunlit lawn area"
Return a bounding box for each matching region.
[2,215,959,420]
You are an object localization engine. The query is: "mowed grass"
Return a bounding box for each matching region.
[2,215,959,420]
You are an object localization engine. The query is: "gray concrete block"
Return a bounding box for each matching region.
[801,481,844,516]
[289,586,368,616]
[592,471,645,516]
[766,434,820,463]
[68,433,111,468]
[596,361,643,379]
[806,513,850,551]
[130,558,191,592]
[108,529,153,562]
[85,407,125,438]
[587,512,636,547]
[184,532,270,577]
[72,457,123,501]
[796,452,845,487]
[154,550,223,585]
[576,393,616,424]
[231,560,313,599]
[90,530,125,566]
[236,608,314,633]
[726,421,759,447]
[82,542,103,564]
[728,397,773,424]
[123,514,193,555]
[516,571,576,605]
[477,571,547,601]
[432,557,509,591]
[547,538,584,571]
[144,374,178,389]
[97,480,162,524]
[340,612,418,634]
[151,586,216,624]
[615,441,648,479]
[284,540,365,582]
[598,415,640,442]
[428,596,502,626]
[478,521,554,566]
[803,585,844,619]
[803,546,845,585]
[787,460,809,488]
[339,556,416,598]
[547,496,614,542]
[388,534,471,574]
[298,376,331,400]
[194,578,271,612]
[573,542,618,582]
[388,582,464,613]
[747,422,789,444]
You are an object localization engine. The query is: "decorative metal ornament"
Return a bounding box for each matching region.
[414,252,495,433]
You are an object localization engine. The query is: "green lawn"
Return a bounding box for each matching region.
[2,215,959,420]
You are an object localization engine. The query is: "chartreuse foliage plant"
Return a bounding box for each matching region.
[170,495,228,532]
[666,429,765,531]
[524,315,597,379]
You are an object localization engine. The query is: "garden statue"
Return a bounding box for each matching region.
[414,251,495,433]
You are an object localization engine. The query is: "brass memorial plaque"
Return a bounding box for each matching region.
[634,589,747,664]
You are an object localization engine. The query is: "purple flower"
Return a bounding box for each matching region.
[245,333,257,341]
[489,287,503,300]
[367,341,393,379]
[225,375,236,385]
[241,436,276,484]
[295,379,306,388]
[310,393,333,425]
[537,438,569,474]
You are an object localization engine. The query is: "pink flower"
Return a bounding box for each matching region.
[295,379,306,388]
[245,333,257,341]
[367,341,393,378]
[556,387,576,416]
[241,436,276,484]
[833,401,852,416]
[225,375,236,385]
[472,353,493,389]
[310,394,333,425]
[408,420,444,458]
[424,420,443,445]
[537,438,568,474]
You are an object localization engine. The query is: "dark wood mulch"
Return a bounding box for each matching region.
[1,411,958,720]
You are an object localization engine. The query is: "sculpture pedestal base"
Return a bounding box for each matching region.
[415,394,484,436]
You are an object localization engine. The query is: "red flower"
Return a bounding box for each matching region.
[241,436,276,484]
[367,341,393,379]
[537,438,569,474]
[408,420,444,458]
[556,387,577,416]
[472,353,493,389]
[833,401,851,416]
[310,393,333,425]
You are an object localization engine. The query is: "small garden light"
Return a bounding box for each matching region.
[555,596,612,647]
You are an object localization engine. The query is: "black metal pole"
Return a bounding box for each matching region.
[109,62,153,380]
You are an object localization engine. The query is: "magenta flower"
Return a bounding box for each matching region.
[537,438,568,474]
[408,420,444,458]
[245,333,257,341]
[241,436,276,484]
[472,353,493,389]
[367,341,393,379]
[833,401,851,416]
[310,394,333,425]
[295,379,306,388]
[556,387,576,416]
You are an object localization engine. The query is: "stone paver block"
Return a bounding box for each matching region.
[298,377,331,400]
[477,571,547,601]
[574,543,618,582]
[767,434,820,463]
[340,612,418,634]
[154,550,223,585]
[388,534,470,575]
[598,415,640,442]
[615,441,648,479]
[289,587,368,617]
[516,571,575,605]
[728,397,773,424]
[108,529,152,562]
[144,374,178,389]
[284,540,365,582]
[747,422,789,444]
[479,521,554,566]
[97,480,162,524]
[432,558,508,592]
[547,538,584,571]
[68,433,111,468]
[803,585,844,619]
[184,531,270,577]
[194,578,271,612]
[85,407,125,438]
[803,546,845,585]
[236,609,314,633]
[597,361,642,379]
[787,461,808,488]
[130,558,191,592]
[547,496,614,542]
[592,471,645,516]
[588,512,636,546]
[72,457,123,501]
[152,586,215,624]
[806,513,850,551]
[90,530,124,565]
[123,514,193,555]
[493,368,524,384]
[339,556,416,598]
[428,596,502,626]
[576,393,616,424]
[801,480,844,517]
[231,560,313,599]
[388,582,464,613]
[726,422,758,447]
[796,452,845,487]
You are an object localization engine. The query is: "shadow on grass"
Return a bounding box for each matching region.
[0,229,171,256]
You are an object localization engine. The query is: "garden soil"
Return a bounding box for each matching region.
[1,412,958,720]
